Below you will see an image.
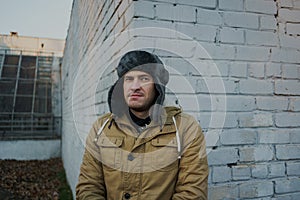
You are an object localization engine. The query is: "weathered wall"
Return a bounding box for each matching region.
[0,140,61,160]
[62,0,300,199]
[0,34,65,57]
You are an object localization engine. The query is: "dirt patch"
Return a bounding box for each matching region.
[0,158,72,200]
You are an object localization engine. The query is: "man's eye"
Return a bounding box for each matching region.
[141,77,150,81]
[124,77,133,81]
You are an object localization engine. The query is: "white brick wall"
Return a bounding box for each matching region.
[219,0,243,11]
[196,8,222,25]
[62,0,300,199]
[260,15,277,30]
[223,12,259,29]
[219,27,244,44]
[245,0,277,14]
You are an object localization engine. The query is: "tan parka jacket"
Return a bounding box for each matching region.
[76,106,208,200]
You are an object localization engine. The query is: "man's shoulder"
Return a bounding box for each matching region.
[94,113,113,126]
[179,112,198,123]
[98,112,113,120]
[164,106,199,125]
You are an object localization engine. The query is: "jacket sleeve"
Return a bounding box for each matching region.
[76,120,106,200]
[172,117,209,200]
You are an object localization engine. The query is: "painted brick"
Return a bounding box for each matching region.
[279,0,294,8]
[239,145,274,162]
[163,57,198,76]
[269,162,286,178]
[208,167,212,184]
[256,97,289,111]
[275,178,300,194]
[223,12,259,29]
[180,0,217,8]
[200,43,236,60]
[282,64,300,79]
[196,8,222,25]
[260,15,277,30]
[205,130,220,147]
[266,63,281,78]
[212,166,232,182]
[198,112,238,129]
[208,147,239,165]
[275,113,300,128]
[230,62,248,78]
[251,164,268,178]
[276,192,300,200]
[176,94,210,112]
[220,129,257,145]
[176,23,217,42]
[286,23,300,35]
[210,61,230,77]
[219,27,244,44]
[176,94,227,112]
[290,130,300,144]
[248,62,265,78]
[271,48,300,63]
[246,30,278,46]
[294,0,300,9]
[276,144,300,160]
[239,112,273,128]
[278,8,300,22]
[204,94,222,112]
[196,78,238,94]
[286,162,300,176]
[232,165,251,180]
[132,18,176,32]
[167,75,198,94]
[223,113,239,128]
[117,0,130,18]
[197,113,210,129]
[279,34,300,49]
[289,98,300,111]
[208,184,239,200]
[239,181,274,198]
[236,46,270,61]
[278,22,286,34]
[155,38,197,57]
[240,79,273,95]
[258,129,290,144]
[227,96,256,111]
[178,59,227,77]
[195,94,224,112]
[133,0,154,18]
[245,0,277,14]
[155,4,196,23]
[219,0,244,11]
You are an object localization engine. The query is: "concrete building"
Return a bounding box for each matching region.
[62,0,300,199]
[0,33,64,159]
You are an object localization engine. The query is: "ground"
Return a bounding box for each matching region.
[0,158,73,200]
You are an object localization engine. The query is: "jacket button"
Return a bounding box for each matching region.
[124,193,131,199]
[128,153,135,161]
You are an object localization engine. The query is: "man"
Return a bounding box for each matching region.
[76,50,208,199]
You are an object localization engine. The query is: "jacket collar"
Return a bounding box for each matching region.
[112,106,182,129]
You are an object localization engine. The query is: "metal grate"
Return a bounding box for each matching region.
[0,50,61,140]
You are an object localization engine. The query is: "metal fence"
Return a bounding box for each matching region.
[0,49,62,139]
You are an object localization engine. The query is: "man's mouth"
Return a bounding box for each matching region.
[129,93,143,98]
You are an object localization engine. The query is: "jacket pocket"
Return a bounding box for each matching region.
[97,136,123,170]
[150,136,179,172]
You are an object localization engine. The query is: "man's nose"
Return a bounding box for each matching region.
[130,79,141,90]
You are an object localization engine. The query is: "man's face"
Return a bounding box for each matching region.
[123,70,156,113]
